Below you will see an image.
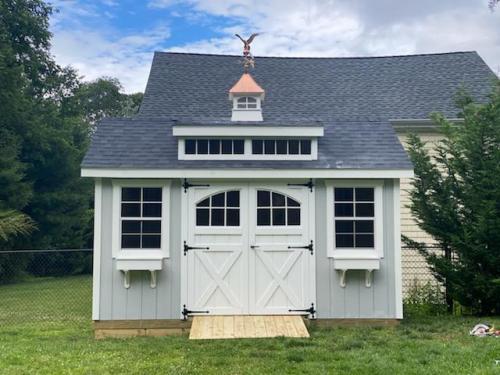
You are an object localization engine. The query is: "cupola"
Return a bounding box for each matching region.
[229,73,265,121]
[229,33,264,121]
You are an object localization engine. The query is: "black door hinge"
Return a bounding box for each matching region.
[288,240,314,255]
[183,241,210,256]
[183,178,210,193]
[288,303,316,319]
[288,179,314,192]
[181,304,210,320]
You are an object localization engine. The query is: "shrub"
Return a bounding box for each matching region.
[403,82,500,314]
[404,280,447,317]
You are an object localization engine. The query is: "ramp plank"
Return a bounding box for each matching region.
[264,316,278,337]
[223,316,235,339]
[189,317,203,339]
[243,315,255,338]
[213,316,224,339]
[292,316,310,338]
[189,315,309,340]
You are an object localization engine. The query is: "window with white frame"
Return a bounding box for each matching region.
[236,96,258,109]
[185,139,244,155]
[112,181,170,258]
[196,191,240,226]
[120,187,163,249]
[334,187,375,248]
[325,181,384,259]
[252,139,311,155]
[179,137,318,160]
[257,190,301,226]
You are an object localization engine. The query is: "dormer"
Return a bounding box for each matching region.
[229,73,265,121]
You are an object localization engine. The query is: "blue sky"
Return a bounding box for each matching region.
[49,0,500,93]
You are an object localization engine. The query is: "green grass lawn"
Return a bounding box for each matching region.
[1,277,500,374]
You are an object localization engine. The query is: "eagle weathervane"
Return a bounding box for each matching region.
[235,33,259,71]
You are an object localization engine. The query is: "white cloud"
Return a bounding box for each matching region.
[101,0,119,6]
[50,0,500,93]
[166,0,500,72]
[51,25,170,93]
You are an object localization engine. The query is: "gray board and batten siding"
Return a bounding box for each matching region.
[97,179,182,320]
[95,178,399,320]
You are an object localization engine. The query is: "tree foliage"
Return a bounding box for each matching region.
[403,82,500,315]
[0,0,142,281]
[0,210,36,242]
[64,77,143,129]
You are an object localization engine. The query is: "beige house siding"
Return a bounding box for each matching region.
[397,131,443,295]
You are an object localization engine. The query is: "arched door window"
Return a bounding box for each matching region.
[257,190,300,226]
[196,191,240,226]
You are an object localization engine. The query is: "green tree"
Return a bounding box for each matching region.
[403,82,500,315]
[0,210,36,242]
[0,0,143,281]
[63,77,144,130]
[0,0,90,257]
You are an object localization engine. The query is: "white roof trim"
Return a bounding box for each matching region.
[172,126,324,137]
[81,168,413,179]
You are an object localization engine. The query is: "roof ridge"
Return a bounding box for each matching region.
[155,50,478,60]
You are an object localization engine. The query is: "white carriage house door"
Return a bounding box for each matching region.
[185,182,314,315]
[186,184,249,315]
[248,184,314,315]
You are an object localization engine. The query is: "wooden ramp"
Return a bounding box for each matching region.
[189,315,310,340]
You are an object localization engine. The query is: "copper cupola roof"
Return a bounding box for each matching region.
[229,72,265,95]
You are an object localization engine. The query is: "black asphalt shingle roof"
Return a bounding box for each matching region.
[139,51,495,121]
[82,118,412,169]
[82,51,495,170]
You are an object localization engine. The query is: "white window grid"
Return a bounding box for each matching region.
[185,139,244,155]
[236,96,258,109]
[120,188,163,249]
[196,191,240,227]
[179,138,318,161]
[252,139,311,155]
[257,190,301,227]
[333,188,375,249]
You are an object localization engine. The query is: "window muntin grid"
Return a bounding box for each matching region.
[121,187,163,249]
[333,187,375,248]
[196,191,240,226]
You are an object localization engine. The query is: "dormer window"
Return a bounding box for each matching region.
[236,96,258,109]
[173,125,324,161]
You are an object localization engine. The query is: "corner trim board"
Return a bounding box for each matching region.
[92,178,102,320]
[393,179,403,319]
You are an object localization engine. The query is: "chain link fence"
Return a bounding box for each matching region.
[0,249,93,326]
[402,245,444,297]
[0,246,445,326]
